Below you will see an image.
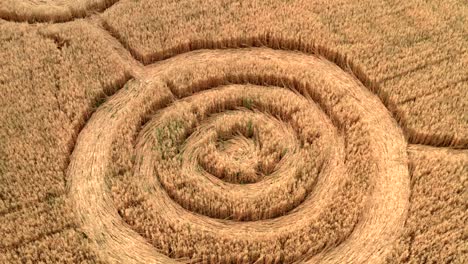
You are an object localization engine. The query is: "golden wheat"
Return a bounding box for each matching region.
[103,0,468,148]
[67,48,409,263]
[1,0,466,263]
[0,0,118,22]
[0,20,128,263]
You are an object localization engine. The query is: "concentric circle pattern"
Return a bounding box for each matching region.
[141,86,330,221]
[68,48,410,263]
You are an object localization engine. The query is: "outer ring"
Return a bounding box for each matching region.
[67,48,409,263]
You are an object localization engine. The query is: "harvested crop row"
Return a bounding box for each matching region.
[68,48,409,263]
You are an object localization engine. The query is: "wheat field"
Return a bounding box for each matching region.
[0,0,467,263]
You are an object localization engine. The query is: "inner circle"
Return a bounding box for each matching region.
[142,85,332,221]
[216,134,258,176]
[208,114,262,184]
[195,111,296,184]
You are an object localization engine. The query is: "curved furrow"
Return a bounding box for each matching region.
[68,48,410,263]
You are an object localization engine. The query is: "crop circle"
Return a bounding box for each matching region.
[68,48,409,263]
